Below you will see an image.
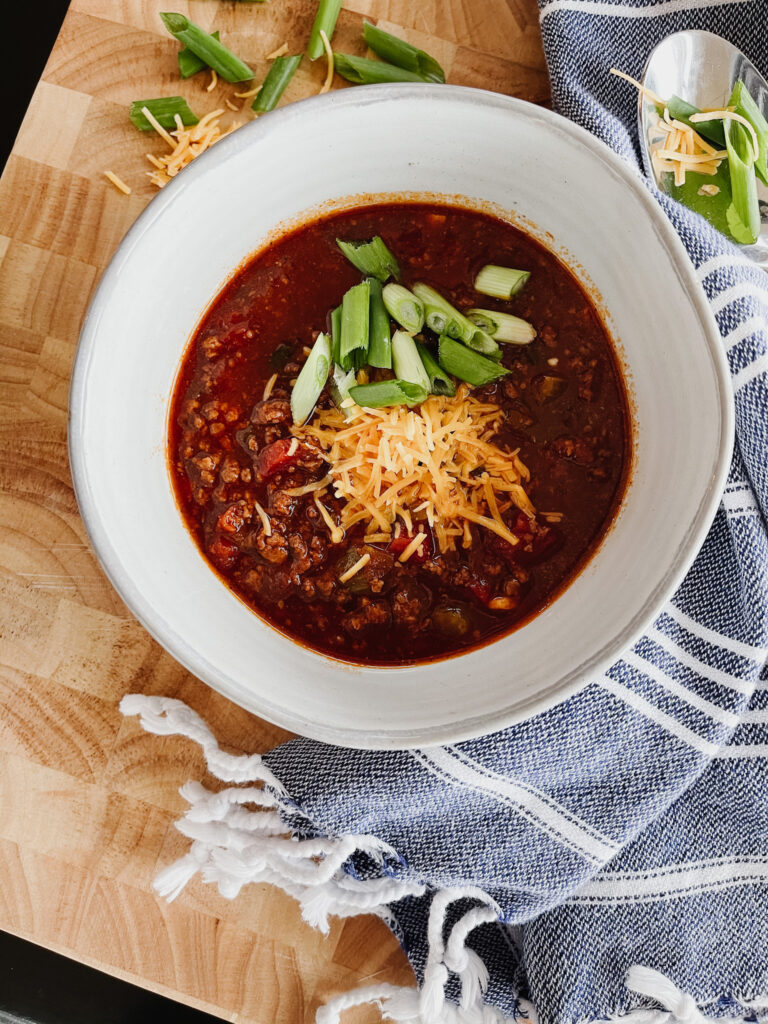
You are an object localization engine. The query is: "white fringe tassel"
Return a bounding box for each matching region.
[124,697,759,1024]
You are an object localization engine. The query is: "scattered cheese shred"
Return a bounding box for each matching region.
[144,108,240,188]
[206,68,218,92]
[253,500,272,537]
[399,532,427,563]
[103,170,131,195]
[287,437,299,457]
[648,107,727,186]
[609,68,664,108]
[263,372,278,401]
[267,42,289,60]
[339,551,370,583]
[294,386,534,553]
[318,29,334,94]
[689,110,760,162]
[315,494,345,544]
[283,474,332,497]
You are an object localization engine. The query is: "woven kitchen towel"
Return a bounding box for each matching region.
[122,3,768,1021]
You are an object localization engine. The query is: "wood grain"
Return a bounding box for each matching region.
[0,1,548,1018]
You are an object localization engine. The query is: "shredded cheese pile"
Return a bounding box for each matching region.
[293,386,535,555]
[649,109,727,187]
[141,107,241,188]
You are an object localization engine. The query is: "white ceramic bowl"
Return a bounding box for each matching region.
[69,85,733,749]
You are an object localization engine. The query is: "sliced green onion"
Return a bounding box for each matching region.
[332,53,427,85]
[349,379,427,408]
[362,21,445,83]
[411,283,466,339]
[129,97,198,131]
[291,332,331,425]
[664,96,726,147]
[307,0,343,60]
[337,236,400,281]
[382,283,424,333]
[178,30,219,78]
[724,119,761,245]
[729,80,768,185]
[417,342,455,397]
[367,279,392,369]
[392,330,431,394]
[438,335,509,386]
[159,13,253,83]
[339,280,370,370]
[252,55,302,113]
[474,265,530,299]
[464,329,502,361]
[330,304,342,364]
[328,363,357,416]
[466,308,536,344]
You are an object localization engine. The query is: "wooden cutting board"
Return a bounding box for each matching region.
[0,2,548,1019]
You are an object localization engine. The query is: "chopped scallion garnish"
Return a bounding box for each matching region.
[382,283,424,333]
[438,335,509,386]
[291,332,331,425]
[178,30,219,78]
[466,309,536,344]
[330,304,342,364]
[417,342,456,396]
[724,119,761,245]
[332,53,428,86]
[392,330,431,394]
[328,363,357,416]
[474,265,530,299]
[729,80,768,185]
[348,379,427,408]
[307,0,343,60]
[337,236,400,281]
[252,55,303,112]
[368,278,392,369]
[159,13,253,83]
[362,21,445,83]
[411,283,469,340]
[339,280,371,370]
[129,97,198,131]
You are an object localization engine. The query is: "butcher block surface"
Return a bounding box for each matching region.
[0,1,548,1019]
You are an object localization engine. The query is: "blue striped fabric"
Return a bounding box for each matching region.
[261,7,768,1020]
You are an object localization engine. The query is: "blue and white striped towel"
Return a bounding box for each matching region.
[122,3,768,1021]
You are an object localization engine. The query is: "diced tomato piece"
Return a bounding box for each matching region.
[208,534,239,569]
[464,575,492,604]
[388,530,434,563]
[488,512,562,567]
[254,438,322,480]
[217,502,248,534]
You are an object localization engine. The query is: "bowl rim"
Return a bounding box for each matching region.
[68,83,734,748]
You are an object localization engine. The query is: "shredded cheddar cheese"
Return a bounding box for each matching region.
[104,170,131,195]
[339,551,370,583]
[294,386,534,553]
[206,68,218,92]
[649,109,727,186]
[253,500,272,537]
[143,108,241,188]
[267,42,289,60]
[318,29,334,94]
[262,372,278,401]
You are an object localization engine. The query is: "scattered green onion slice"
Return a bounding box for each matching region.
[291,332,331,425]
[307,0,343,60]
[438,335,509,386]
[412,283,463,337]
[332,53,427,86]
[337,236,400,281]
[382,283,424,333]
[129,97,198,131]
[464,329,502,361]
[159,13,253,83]
[178,30,219,78]
[417,342,455,397]
[729,80,768,185]
[362,21,445,83]
[349,379,427,408]
[466,309,536,344]
[339,280,371,370]
[392,330,431,394]
[328,363,357,416]
[330,304,342,364]
[252,55,302,113]
[474,265,530,299]
[367,279,392,369]
[724,119,761,245]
